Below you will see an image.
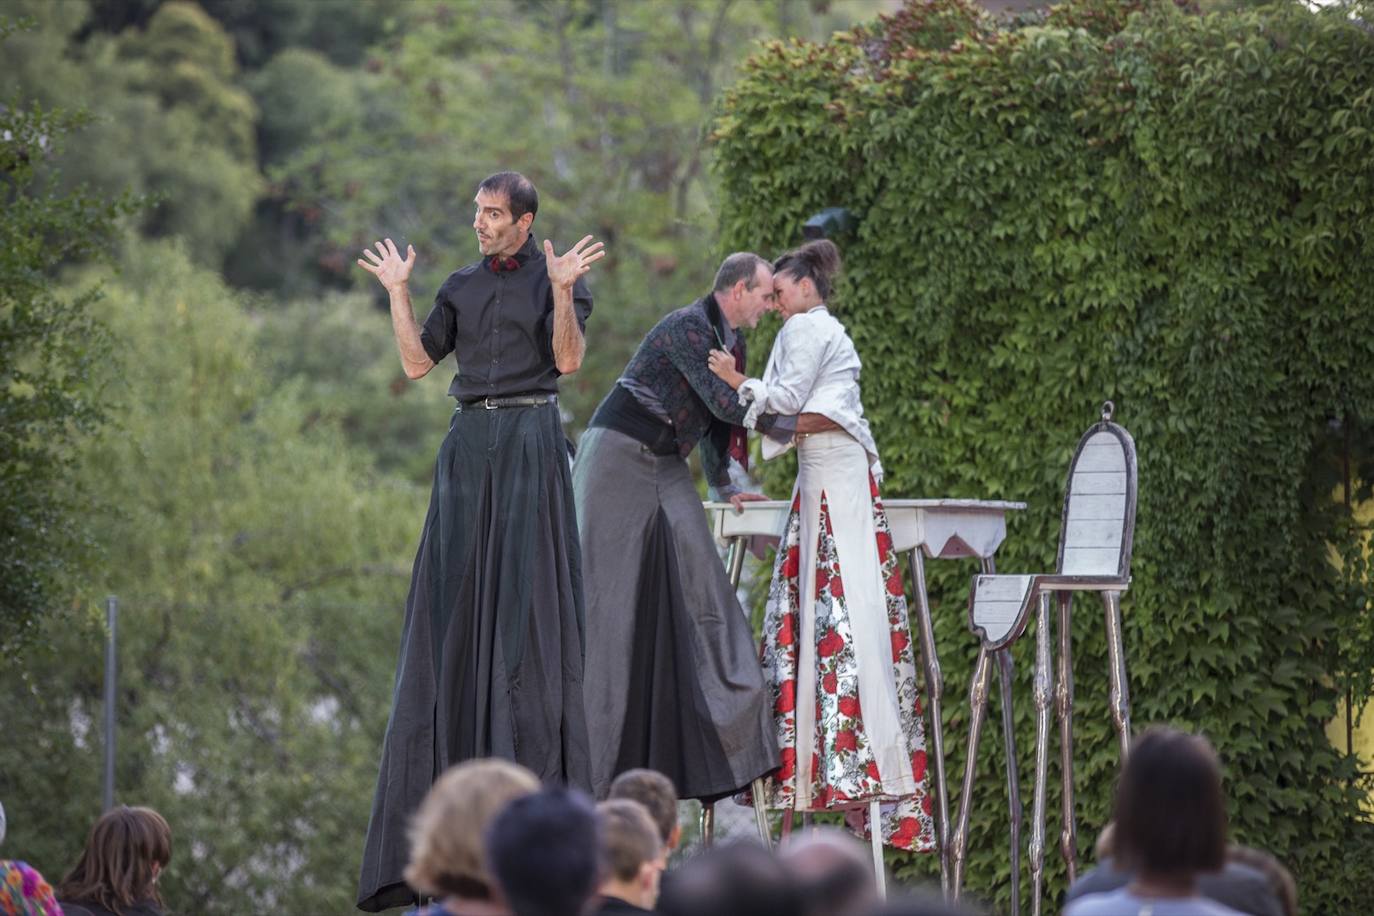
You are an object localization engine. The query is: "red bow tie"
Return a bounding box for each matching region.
[490,256,519,273]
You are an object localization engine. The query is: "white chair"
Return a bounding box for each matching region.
[949,402,1138,915]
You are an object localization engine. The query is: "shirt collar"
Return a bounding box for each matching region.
[484,232,540,272]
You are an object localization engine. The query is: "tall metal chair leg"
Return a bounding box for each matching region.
[995,648,1022,916]
[951,647,992,901]
[906,548,950,897]
[1055,592,1078,882]
[1103,591,1132,760]
[1029,591,1053,916]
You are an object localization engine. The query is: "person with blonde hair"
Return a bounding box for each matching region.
[403,759,540,915]
[56,806,171,916]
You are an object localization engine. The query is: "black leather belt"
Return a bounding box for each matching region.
[456,393,558,411]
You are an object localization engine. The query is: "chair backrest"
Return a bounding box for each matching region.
[1056,401,1137,579]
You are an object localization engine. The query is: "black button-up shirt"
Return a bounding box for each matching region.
[419,233,593,400]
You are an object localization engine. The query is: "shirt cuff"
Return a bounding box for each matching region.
[709,481,741,501]
[761,413,795,445]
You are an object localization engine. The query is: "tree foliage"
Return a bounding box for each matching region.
[713,0,1374,910]
[1,0,261,266]
[274,0,888,428]
[0,241,424,914]
[0,15,136,653]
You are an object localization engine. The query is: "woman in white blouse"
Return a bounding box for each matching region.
[707,240,934,853]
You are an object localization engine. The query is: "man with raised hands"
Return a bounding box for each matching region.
[354,171,604,912]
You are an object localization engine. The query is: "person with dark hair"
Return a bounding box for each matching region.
[1065,822,1287,916]
[484,788,601,916]
[574,252,839,803]
[403,759,539,916]
[1065,726,1245,915]
[708,239,934,852]
[592,800,664,914]
[56,806,172,916]
[656,841,801,916]
[779,828,877,916]
[608,769,681,858]
[354,171,605,911]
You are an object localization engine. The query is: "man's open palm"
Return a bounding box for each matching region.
[358,238,415,291]
[545,235,606,289]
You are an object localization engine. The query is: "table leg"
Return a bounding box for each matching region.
[906,548,950,898]
[727,536,747,591]
[752,777,772,847]
[869,798,887,900]
[701,801,715,848]
[995,648,1022,916]
[725,535,772,847]
[1029,590,1053,916]
[952,646,992,902]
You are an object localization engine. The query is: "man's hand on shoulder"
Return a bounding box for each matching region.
[358,238,416,292]
[544,235,606,289]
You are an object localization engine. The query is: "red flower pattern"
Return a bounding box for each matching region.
[742,479,933,854]
[776,680,796,714]
[891,629,911,662]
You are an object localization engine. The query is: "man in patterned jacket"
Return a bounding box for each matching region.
[573,252,836,803]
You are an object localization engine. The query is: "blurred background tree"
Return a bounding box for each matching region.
[0,2,899,912]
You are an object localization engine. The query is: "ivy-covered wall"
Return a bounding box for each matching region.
[712,1,1374,911]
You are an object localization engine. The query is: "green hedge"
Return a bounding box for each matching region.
[712,0,1374,911]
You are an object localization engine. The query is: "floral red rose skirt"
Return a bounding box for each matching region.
[744,430,935,852]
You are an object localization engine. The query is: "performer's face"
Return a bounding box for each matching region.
[772,271,817,320]
[473,190,530,257]
[733,263,776,330]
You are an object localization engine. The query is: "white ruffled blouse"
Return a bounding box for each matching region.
[738,304,883,481]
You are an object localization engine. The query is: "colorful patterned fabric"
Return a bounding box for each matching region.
[749,475,936,853]
[0,860,62,916]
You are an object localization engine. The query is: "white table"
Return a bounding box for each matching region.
[703,497,1026,893]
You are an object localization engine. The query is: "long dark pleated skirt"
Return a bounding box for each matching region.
[573,426,778,802]
[357,403,591,912]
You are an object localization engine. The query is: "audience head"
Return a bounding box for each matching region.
[485,786,601,916]
[57,805,172,913]
[405,758,540,902]
[608,769,681,854]
[1113,726,1227,879]
[772,239,842,317]
[1228,845,1297,916]
[596,799,664,909]
[657,840,801,916]
[778,828,875,916]
[867,893,987,916]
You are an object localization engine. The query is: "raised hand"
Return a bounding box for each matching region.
[358,238,416,291]
[544,235,606,289]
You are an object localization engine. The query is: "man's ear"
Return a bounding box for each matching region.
[638,861,658,890]
[517,211,535,234]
